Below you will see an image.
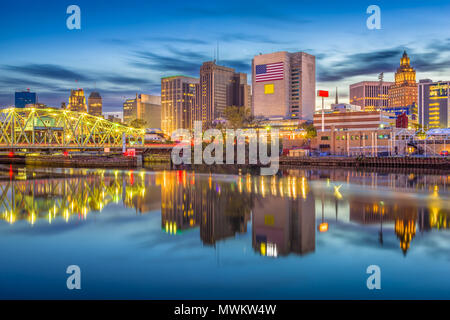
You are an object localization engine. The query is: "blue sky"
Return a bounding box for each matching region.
[1,0,449,111]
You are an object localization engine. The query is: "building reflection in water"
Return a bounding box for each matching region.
[161,171,251,245]
[0,168,449,256]
[252,176,315,257]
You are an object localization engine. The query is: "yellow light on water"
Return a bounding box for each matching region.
[319,222,329,232]
[334,185,343,200]
[260,242,266,256]
[432,185,439,198]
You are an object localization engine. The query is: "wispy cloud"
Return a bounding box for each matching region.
[318,48,401,82]
[103,75,157,87]
[217,33,288,44]
[131,47,251,76]
[131,51,202,75]
[318,44,450,82]
[178,5,311,25]
[2,64,92,82]
[145,36,209,45]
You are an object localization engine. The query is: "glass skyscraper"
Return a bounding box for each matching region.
[15,90,37,108]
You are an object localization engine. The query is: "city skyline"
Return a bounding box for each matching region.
[1,0,450,111]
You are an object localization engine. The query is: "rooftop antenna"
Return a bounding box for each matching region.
[378,72,384,110]
[217,41,219,64]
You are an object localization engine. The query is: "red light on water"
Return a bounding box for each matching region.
[63,151,69,157]
[8,151,14,158]
[177,170,183,183]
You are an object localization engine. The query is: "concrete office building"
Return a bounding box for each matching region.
[88,91,102,117]
[252,51,315,120]
[418,79,450,129]
[196,61,251,126]
[123,94,161,128]
[161,75,199,135]
[349,81,394,111]
[139,94,161,129]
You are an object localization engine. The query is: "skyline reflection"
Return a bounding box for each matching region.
[0,168,449,256]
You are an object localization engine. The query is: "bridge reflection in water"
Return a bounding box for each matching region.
[1,168,449,256]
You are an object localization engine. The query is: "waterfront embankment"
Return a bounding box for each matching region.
[279,156,450,170]
[0,154,140,168]
[0,153,448,171]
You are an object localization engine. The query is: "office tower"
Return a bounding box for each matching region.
[196,61,250,126]
[418,79,450,128]
[349,81,394,111]
[123,93,161,128]
[67,89,88,112]
[15,89,37,108]
[161,75,199,135]
[252,51,315,120]
[123,97,137,125]
[88,91,102,117]
[388,51,418,108]
[139,94,161,129]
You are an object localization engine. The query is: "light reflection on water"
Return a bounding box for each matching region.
[0,167,449,299]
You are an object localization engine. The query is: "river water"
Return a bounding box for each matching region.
[0,167,449,299]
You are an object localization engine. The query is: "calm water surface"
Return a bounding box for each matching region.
[0,167,449,299]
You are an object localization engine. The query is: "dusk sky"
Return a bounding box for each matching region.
[1,0,450,112]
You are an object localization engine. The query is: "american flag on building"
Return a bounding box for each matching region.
[255,62,284,82]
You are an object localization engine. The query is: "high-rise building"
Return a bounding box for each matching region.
[388,51,418,108]
[252,51,315,120]
[15,90,37,108]
[67,89,87,113]
[161,75,199,135]
[349,81,394,111]
[123,97,137,125]
[139,94,161,129]
[88,91,102,117]
[195,61,251,126]
[123,94,161,128]
[418,79,450,129]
